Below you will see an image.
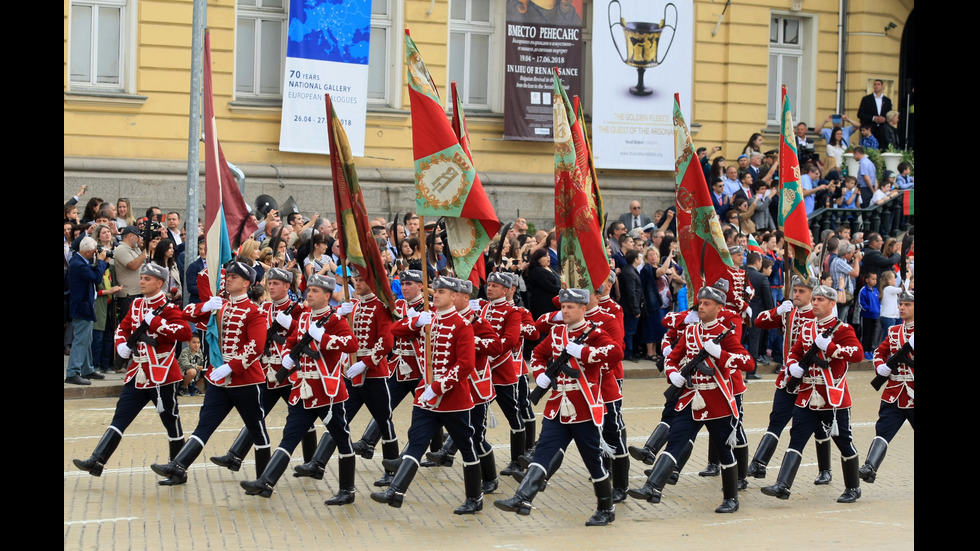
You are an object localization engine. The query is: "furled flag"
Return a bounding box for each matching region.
[552,70,610,293]
[202,29,258,370]
[326,94,398,317]
[671,93,734,307]
[405,31,499,281]
[777,85,813,289]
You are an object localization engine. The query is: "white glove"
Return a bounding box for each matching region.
[703,339,721,359]
[745,306,753,319]
[536,373,551,388]
[552,310,563,322]
[209,363,233,384]
[308,323,325,342]
[415,311,433,328]
[347,361,367,378]
[669,371,686,388]
[908,334,914,350]
[684,310,699,324]
[275,311,293,330]
[876,364,891,377]
[814,333,832,351]
[202,295,224,313]
[469,299,481,312]
[662,345,672,358]
[282,355,295,370]
[406,308,420,319]
[421,385,438,403]
[564,342,584,359]
[776,300,793,315]
[788,362,804,378]
[116,342,132,359]
[143,311,156,326]
[339,302,355,315]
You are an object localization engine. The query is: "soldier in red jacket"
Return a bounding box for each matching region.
[860,290,914,483]
[240,274,360,505]
[495,288,624,527]
[748,276,833,484]
[371,277,484,514]
[209,267,314,474]
[762,285,865,503]
[74,263,192,477]
[151,261,269,486]
[294,267,399,486]
[628,280,753,513]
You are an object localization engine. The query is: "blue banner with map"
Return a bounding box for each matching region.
[279,0,371,157]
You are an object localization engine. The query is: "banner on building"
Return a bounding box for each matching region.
[591,0,693,170]
[279,0,371,156]
[504,0,584,141]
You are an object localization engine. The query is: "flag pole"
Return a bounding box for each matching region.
[418,216,433,385]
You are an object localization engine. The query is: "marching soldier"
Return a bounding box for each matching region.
[240,274,360,505]
[294,267,399,486]
[860,290,914,483]
[628,280,753,513]
[210,267,314,474]
[494,288,623,527]
[748,276,833,484]
[761,285,865,503]
[151,261,269,485]
[351,270,427,460]
[74,263,192,476]
[372,277,484,514]
[506,274,541,459]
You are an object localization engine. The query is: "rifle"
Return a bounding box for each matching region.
[264,302,297,356]
[664,322,735,402]
[113,304,167,372]
[870,341,914,391]
[274,309,333,385]
[529,322,595,405]
[785,320,841,393]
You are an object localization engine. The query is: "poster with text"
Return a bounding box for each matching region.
[591,0,693,170]
[504,0,584,141]
[279,0,371,157]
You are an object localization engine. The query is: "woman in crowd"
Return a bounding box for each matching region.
[639,246,670,361]
[80,197,104,225]
[302,232,335,284]
[525,247,561,319]
[825,127,845,170]
[116,198,136,229]
[743,133,764,157]
[399,237,423,272]
[657,236,685,309]
[152,238,182,302]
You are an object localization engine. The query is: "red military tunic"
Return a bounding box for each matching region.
[531,320,623,425]
[464,307,503,405]
[873,322,914,409]
[259,297,308,390]
[754,302,816,389]
[512,302,539,376]
[115,291,192,388]
[664,319,753,421]
[392,307,476,412]
[184,293,267,387]
[391,295,427,382]
[585,305,625,403]
[479,297,522,385]
[788,316,863,410]
[349,293,394,382]
[285,307,359,409]
[598,295,625,343]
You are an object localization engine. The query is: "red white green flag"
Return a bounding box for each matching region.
[671,93,733,307]
[404,31,499,281]
[553,70,610,293]
[326,94,398,317]
[777,85,813,285]
[903,189,914,215]
[747,234,764,255]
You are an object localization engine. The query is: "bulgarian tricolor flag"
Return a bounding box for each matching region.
[903,189,914,215]
[202,29,257,369]
[326,94,398,317]
[553,70,610,293]
[404,31,499,282]
[747,234,764,255]
[777,85,813,288]
[671,93,733,307]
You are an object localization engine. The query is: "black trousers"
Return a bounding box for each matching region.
[279,401,352,455]
[874,401,914,442]
[192,384,269,448]
[787,406,857,457]
[403,407,477,463]
[602,398,627,456]
[531,418,607,480]
[517,374,535,422]
[663,409,736,466]
[344,377,395,441]
[110,379,183,440]
[493,383,524,432]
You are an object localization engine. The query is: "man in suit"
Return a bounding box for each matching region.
[857,79,892,143]
[618,201,651,231]
[744,252,774,377]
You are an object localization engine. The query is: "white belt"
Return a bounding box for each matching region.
[356,349,372,356]
[691,382,718,391]
[296,371,321,380]
[133,351,171,363]
[554,383,581,392]
[263,356,283,365]
[889,374,914,382]
[802,376,822,385]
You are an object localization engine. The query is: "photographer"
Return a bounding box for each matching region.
[113,226,149,322]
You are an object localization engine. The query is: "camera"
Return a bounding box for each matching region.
[97,245,114,259]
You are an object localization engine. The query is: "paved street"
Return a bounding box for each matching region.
[64,372,913,550]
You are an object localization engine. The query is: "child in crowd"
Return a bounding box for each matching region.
[177,334,205,396]
[858,272,879,360]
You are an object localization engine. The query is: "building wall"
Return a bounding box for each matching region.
[64,0,911,229]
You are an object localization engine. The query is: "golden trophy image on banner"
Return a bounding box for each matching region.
[608,1,677,96]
